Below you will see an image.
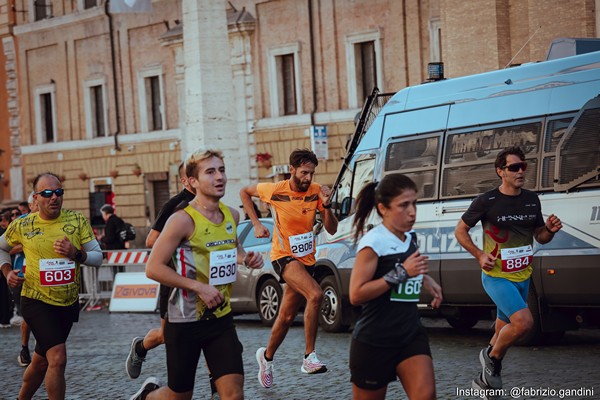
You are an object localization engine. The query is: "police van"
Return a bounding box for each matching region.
[314,39,600,343]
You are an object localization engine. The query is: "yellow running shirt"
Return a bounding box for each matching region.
[257,180,324,265]
[3,209,95,306]
[168,203,237,323]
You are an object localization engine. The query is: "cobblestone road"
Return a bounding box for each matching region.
[0,310,598,399]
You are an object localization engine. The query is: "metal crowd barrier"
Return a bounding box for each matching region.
[79,249,151,310]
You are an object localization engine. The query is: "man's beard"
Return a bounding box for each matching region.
[292,175,310,192]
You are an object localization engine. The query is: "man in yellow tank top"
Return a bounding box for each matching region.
[132,148,263,400]
[240,148,338,389]
[0,172,103,399]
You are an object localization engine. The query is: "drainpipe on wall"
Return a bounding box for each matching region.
[105,0,121,152]
[308,0,317,126]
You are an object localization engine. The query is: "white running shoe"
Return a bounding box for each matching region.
[301,351,327,374]
[130,377,160,400]
[256,347,274,388]
[10,315,23,326]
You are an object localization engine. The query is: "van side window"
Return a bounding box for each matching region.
[541,117,573,189]
[442,122,541,198]
[333,162,353,221]
[351,158,376,205]
[333,154,375,221]
[385,135,440,200]
[554,99,600,191]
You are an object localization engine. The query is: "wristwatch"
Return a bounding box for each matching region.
[395,263,409,283]
[74,249,84,263]
[322,203,332,209]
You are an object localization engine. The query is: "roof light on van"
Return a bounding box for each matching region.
[427,62,444,81]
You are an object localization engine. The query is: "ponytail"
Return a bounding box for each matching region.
[353,182,378,244]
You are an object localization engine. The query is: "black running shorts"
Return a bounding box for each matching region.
[164,313,243,393]
[272,256,315,284]
[350,331,432,390]
[158,284,171,319]
[21,297,79,357]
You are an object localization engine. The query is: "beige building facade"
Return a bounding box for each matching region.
[0,0,598,242]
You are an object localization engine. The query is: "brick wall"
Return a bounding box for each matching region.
[22,140,181,226]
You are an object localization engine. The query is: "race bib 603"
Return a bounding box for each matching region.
[39,258,76,286]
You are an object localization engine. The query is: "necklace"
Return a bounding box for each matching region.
[192,198,220,214]
[193,199,208,210]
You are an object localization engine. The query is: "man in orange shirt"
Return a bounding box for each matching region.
[240,148,338,389]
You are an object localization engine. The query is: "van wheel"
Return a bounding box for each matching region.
[319,276,349,333]
[446,310,479,330]
[257,279,282,326]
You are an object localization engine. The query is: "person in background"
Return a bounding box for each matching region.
[240,202,262,221]
[0,172,103,399]
[100,205,127,274]
[10,192,36,367]
[18,201,30,216]
[0,210,13,328]
[10,208,21,221]
[349,173,442,400]
[9,207,25,326]
[0,210,9,233]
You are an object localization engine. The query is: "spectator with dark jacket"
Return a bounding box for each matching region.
[100,205,126,250]
[100,205,126,274]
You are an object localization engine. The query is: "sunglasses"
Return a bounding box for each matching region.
[11,212,20,217]
[36,188,65,198]
[501,162,527,172]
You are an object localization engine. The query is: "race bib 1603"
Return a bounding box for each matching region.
[390,275,423,302]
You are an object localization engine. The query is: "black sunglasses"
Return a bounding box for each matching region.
[501,162,527,172]
[36,189,65,198]
[11,212,20,216]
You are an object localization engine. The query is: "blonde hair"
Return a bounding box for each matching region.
[185,147,224,179]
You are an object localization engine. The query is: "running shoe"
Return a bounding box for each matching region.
[130,377,160,400]
[472,373,501,400]
[126,337,146,379]
[479,347,502,389]
[10,314,23,326]
[18,347,31,367]
[256,347,274,388]
[301,351,327,374]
